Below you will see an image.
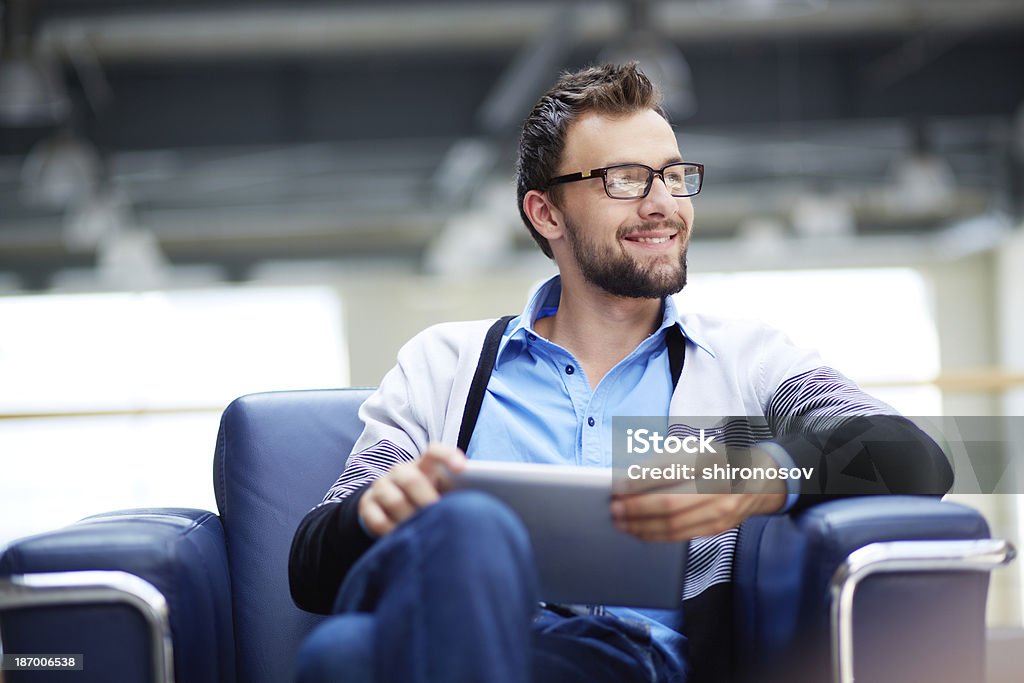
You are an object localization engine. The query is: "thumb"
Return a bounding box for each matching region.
[420,443,467,483]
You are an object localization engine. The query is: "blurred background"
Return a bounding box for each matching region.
[0,0,1022,655]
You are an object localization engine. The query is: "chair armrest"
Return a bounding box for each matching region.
[733,496,1001,683]
[0,508,235,683]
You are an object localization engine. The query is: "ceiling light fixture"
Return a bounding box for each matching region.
[21,129,101,207]
[791,189,856,238]
[98,227,169,291]
[885,121,956,217]
[63,190,126,253]
[0,54,70,127]
[0,0,70,127]
[600,0,697,120]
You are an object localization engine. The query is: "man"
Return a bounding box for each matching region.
[289,63,950,682]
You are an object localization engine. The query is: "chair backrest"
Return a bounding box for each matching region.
[214,388,374,683]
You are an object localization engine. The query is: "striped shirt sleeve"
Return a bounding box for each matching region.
[322,439,416,504]
[766,366,896,436]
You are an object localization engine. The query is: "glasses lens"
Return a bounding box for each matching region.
[663,163,702,197]
[604,165,651,198]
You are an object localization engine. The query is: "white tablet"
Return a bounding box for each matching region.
[447,460,688,608]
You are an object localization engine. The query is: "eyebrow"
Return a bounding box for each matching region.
[600,156,684,168]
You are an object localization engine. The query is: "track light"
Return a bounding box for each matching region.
[600,0,697,120]
[0,55,70,126]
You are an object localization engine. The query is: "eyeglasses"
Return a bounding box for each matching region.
[546,162,704,199]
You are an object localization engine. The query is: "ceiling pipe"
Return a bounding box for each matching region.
[30,1,1024,63]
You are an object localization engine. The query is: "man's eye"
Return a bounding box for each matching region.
[609,177,644,188]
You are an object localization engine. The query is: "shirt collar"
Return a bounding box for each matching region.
[501,274,715,359]
[505,274,561,340]
[663,293,715,358]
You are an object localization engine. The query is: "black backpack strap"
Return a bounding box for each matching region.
[457,315,516,453]
[667,324,686,388]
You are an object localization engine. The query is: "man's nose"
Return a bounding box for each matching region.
[638,175,678,220]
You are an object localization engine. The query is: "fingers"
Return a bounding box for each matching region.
[359,464,432,537]
[358,489,397,537]
[610,492,750,542]
[611,492,703,520]
[372,475,419,521]
[419,443,467,492]
[383,463,436,509]
[358,443,468,537]
[618,508,734,542]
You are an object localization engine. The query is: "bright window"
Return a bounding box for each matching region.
[676,268,942,414]
[0,287,348,547]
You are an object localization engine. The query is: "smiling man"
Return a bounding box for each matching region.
[289,63,950,683]
[529,107,693,302]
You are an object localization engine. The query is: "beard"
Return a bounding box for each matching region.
[564,216,688,299]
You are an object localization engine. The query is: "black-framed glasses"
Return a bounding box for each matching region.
[546,162,704,199]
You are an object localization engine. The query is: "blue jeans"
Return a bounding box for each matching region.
[296,491,689,683]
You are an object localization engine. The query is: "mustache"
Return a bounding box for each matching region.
[617,220,689,240]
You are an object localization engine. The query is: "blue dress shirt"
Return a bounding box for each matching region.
[467,277,678,467]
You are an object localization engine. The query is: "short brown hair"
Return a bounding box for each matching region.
[515,62,668,258]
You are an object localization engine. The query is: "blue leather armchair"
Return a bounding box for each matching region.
[0,389,1015,682]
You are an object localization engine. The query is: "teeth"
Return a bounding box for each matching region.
[633,236,669,244]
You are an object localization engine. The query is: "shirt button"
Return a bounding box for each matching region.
[527,333,536,342]
[565,365,574,375]
[587,417,595,427]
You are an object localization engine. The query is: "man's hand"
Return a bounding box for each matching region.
[358,443,467,537]
[611,445,787,542]
[609,490,785,542]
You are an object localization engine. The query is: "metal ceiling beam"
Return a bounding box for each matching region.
[32,1,1024,63]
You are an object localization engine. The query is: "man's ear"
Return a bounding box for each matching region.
[523,189,565,242]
